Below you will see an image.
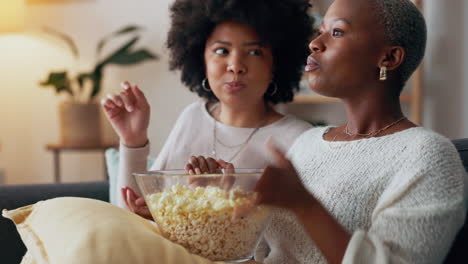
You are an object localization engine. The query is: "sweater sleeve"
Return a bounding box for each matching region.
[116,143,150,209]
[342,140,466,264]
[115,103,199,209]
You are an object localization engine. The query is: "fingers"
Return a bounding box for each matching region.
[188,156,202,174]
[125,81,150,111]
[184,163,195,175]
[254,166,276,205]
[205,157,220,173]
[121,187,153,220]
[197,156,209,173]
[119,82,137,112]
[131,83,146,101]
[218,159,234,170]
[135,197,146,207]
[120,187,131,208]
[101,81,141,114]
[266,140,291,168]
[102,99,123,119]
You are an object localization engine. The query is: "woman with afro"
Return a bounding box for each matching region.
[102,0,315,222]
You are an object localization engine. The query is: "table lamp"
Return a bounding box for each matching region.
[0,0,25,33]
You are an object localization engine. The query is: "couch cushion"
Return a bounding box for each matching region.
[2,197,217,264]
[0,181,109,264]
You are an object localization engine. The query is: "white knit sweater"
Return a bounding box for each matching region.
[255,126,466,264]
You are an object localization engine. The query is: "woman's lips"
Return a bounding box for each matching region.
[305,56,320,72]
[224,81,246,92]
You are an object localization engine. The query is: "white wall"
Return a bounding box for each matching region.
[0,0,196,184]
[423,0,466,138]
[1,0,467,185]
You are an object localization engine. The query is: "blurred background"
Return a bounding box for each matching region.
[0,0,466,185]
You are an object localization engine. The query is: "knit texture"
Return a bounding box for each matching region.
[256,126,466,264]
[116,101,312,208]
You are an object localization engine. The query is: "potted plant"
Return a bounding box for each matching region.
[40,25,158,146]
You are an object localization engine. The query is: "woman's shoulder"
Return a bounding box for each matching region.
[392,127,457,155]
[178,101,206,116]
[384,127,464,179]
[174,101,209,122]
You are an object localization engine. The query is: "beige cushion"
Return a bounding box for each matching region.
[2,197,220,264]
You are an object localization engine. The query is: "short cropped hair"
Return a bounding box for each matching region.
[374,0,427,90]
[166,0,314,104]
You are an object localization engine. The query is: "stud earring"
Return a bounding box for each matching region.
[202,78,211,92]
[379,66,387,81]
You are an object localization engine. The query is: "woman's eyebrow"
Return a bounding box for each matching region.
[332,18,351,25]
[243,41,266,47]
[211,40,266,47]
[213,40,232,46]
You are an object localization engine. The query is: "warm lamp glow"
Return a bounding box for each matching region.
[0,0,25,33]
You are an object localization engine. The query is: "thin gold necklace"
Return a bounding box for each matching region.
[211,104,268,162]
[344,117,407,138]
[329,117,407,147]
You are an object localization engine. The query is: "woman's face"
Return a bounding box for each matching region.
[304,0,386,98]
[204,22,273,107]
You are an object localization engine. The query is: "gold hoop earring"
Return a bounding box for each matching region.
[202,78,211,92]
[379,66,387,81]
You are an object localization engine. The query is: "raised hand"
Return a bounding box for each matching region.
[255,142,314,210]
[101,81,150,148]
[121,186,153,220]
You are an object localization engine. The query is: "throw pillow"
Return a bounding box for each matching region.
[2,197,219,264]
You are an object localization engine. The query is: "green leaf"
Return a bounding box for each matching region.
[42,27,79,59]
[77,73,93,91]
[89,68,103,99]
[39,71,73,96]
[105,49,158,65]
[96,25,143,57]
[113,25,143,35]
[97,36,140,68]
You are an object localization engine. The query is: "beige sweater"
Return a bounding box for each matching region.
[255,126,466,264]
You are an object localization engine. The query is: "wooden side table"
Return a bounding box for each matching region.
[46,143,118,183]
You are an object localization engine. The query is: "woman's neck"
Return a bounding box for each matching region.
[341,90,410,136]
[210,101,270,128]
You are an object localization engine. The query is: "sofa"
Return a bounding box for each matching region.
[1,139,467,264]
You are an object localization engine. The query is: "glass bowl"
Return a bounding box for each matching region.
[134,169,271,262]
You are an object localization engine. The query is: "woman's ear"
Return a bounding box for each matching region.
[379,46,405,71]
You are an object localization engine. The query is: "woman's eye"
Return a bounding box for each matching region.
[248,49,263,56]
[215,48,228,55]
[332,29,344,37]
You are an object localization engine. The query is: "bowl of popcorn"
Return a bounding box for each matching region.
[134,169,271,262]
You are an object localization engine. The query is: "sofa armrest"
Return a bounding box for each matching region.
[0,181,109,264]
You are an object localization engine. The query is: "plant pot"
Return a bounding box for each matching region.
[58,102,102,146]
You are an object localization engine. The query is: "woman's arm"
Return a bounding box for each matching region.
[258,140,466,264]
[116,143,150,208]
[256,143,350,263]
[293,195,351,264]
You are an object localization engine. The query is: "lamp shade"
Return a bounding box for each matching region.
[0,0,25,33]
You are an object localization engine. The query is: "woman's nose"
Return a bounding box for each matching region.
[309,36,325,53]
[227,55,247,74]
